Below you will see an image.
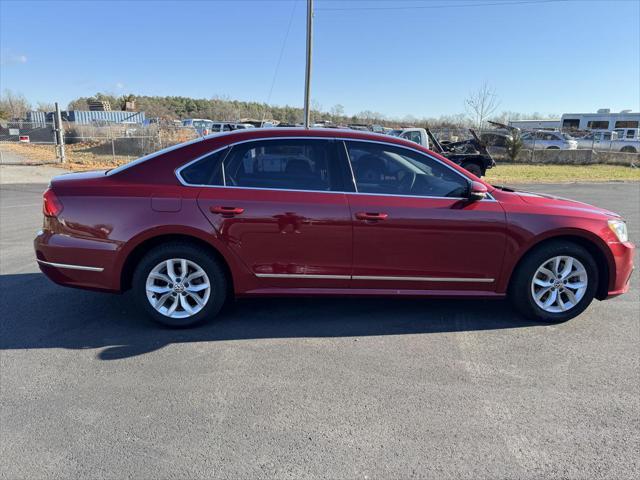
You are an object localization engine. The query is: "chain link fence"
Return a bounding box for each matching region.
[0,120,200,167]
[62,122,199,167]
[1,120,637,168]
[0,121,58,164]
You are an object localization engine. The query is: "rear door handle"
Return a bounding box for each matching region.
[355,212,388,221]
[210,206,244,216]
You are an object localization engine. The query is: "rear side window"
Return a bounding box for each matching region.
[344,141,469,198]
[179,148,226,185]
[223,139,336,191]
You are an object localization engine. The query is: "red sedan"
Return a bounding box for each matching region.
[35,128,634,327]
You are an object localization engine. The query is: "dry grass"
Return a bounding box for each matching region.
[2,142,150,171]
[485,164,640,184]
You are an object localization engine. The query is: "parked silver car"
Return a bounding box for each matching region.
[521,131,578,150]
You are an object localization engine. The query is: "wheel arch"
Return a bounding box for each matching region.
[503,232,613,300]
[118,229,237,295]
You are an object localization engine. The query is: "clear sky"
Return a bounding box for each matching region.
[1,0,639,118]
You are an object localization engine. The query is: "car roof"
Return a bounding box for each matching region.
[198,127,417,145]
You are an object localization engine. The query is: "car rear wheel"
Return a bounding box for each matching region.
[133,242,228,327]
[621,146,636,153]
[546,146,560,150]
[509,241,598,323]
[462,162,483,177]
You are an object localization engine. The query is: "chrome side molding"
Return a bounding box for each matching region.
[37,260,104,272]
[256,273,494,283]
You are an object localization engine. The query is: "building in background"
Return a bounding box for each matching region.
[26,110,146,125]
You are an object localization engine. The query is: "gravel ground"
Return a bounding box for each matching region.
[0,167,638,479]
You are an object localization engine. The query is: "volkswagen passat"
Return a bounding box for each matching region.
[35,129,634,327]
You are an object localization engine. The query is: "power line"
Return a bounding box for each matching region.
[316,0,574,12]
[261,0,298,125]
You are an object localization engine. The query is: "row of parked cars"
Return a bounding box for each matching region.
[182,118,640,156]
[482,128,639,153]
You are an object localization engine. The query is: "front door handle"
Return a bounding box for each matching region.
[210,206,245,216]
[355,212,388,221]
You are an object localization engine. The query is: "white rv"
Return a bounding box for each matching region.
[560,109,639,131]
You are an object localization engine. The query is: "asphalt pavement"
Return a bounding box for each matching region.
[1,167,638,479]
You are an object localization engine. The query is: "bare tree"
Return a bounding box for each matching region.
[330,104,344,122]
[465,82,499,131]
[0,89,31,119]
[36,101,55,112]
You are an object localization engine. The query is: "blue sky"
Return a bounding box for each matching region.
[1,0,638,118]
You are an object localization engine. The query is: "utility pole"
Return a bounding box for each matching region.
[303,0,313,129]
[54,102,66,163]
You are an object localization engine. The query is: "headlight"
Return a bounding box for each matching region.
[608,219,628,242]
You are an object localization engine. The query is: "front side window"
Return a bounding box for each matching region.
[344,141,468,198]
[223,139,335,191]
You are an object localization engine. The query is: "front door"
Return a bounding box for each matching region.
[195,138,353,288]
[342,140,506,292]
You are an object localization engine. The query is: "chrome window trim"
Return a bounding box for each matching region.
[37,259,104,272]
[173,135,497,202]
[254,272,494,282]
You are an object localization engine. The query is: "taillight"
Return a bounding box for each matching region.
[43,188,63,217]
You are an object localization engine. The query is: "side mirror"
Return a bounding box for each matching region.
[468,181,488,202]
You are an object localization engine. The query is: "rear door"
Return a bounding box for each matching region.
[188,138,353,288]
[342,140,506,292]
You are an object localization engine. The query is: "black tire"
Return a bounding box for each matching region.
[132,242,228,327]
[462,162,483,177]
[509,240,598,323]
[546,146,560,150]
[621,146,636,153]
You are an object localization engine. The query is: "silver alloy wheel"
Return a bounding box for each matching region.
[145,258,211,319]
[531,255,588,313]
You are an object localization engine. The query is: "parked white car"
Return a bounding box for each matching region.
[575,131,639,153]
[521,131,578,150]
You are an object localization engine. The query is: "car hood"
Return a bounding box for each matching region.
[514,190,620,218]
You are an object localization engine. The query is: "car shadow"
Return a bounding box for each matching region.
[0,273,544,360]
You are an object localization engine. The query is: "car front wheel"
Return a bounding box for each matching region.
[510,241,598,323]
[133,242,228,327]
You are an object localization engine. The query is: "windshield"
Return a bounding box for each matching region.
[388,130,403,136]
